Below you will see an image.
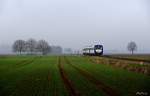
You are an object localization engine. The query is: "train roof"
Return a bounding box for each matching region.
[83,44,103,50]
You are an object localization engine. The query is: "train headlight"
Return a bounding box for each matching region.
[95,49,102,53]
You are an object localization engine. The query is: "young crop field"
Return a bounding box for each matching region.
[0,55,150,96]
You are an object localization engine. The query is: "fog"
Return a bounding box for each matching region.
[0,0,150,54]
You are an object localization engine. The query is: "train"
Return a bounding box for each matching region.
[83,45,103,56]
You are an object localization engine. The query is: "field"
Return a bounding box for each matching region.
[0,55,150,96]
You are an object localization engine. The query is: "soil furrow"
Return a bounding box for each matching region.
[64,57,120,96]
[58,57,81,96]
[15,57,38,67]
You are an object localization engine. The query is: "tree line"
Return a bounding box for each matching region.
[13,39,137,55]
[12,39,51,55]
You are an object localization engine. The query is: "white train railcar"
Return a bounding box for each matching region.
[83,45,103,56]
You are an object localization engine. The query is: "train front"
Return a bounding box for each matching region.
[94,45,103,55]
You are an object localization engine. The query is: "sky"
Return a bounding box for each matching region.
[0,0,150,53]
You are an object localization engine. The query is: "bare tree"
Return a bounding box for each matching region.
[37,40,51,55]
[12,40,26,54]
[26,39,37,54]
[127,41,137,54]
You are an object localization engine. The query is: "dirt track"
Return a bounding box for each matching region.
[58,57,81,96]
[64,57,120,96]
[15,57,39,68]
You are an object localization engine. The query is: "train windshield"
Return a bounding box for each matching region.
[95,45,103,49]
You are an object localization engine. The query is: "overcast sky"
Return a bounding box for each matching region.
[0,0,150,53]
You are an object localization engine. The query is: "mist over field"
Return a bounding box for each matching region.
[0,1,150,96]
[0,0,150,54]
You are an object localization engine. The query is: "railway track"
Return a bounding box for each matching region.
[64,56,120,96]
[102,55,150,64]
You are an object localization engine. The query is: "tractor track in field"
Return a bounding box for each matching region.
[0,57,41,96]
[58,57,81,96]
[64,57,120,96]
[48,71,58,96]
[15,57,40,68]
[15,59,30,65]
[16,59,35,67]
[0,59,32,96]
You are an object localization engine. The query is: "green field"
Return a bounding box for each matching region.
[0,56,150,96]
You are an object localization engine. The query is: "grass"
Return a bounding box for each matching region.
[0,55,150,96]
[67,56,150,96]
[0,56,67,96]
[62,57,106,96]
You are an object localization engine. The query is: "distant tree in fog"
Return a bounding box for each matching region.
[127,41,137,54]
[56,46,62,54]
[26,39,37,54]
[12,40,26,54]
[64,48,72,54]
[37,40,51,55]
[50,46,62,55]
